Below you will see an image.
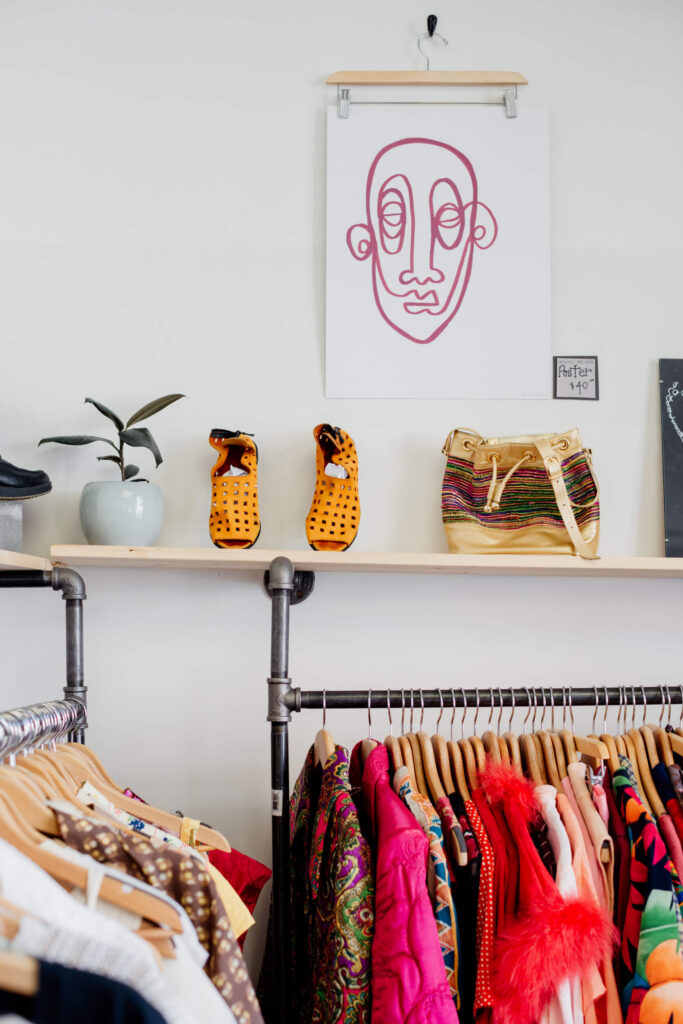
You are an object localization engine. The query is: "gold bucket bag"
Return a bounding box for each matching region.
[441,428,600,559]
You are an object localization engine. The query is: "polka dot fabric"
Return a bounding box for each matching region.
[465,798,496,1015]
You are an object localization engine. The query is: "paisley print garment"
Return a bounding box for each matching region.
[52,805,263,1024]
[288,745,374,1024]
[612,758,683,1021]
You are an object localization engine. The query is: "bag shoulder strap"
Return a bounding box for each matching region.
[534,436,599,560]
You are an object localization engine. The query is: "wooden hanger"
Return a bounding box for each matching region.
[430,694,455,796]
[53,748,231,853]
[383,693,403,773]
[405,692,428,795]
[418,732,447,804]
[0,951,38,996]
[314,691,336,767]
[482,689,503,765]
[0,791,183,932]
[627,728,665,817]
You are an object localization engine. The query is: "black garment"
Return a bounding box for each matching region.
[448,791,480,1024]
[0,960,165,1024]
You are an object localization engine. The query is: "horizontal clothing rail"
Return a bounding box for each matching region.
[288,685,683,711]
[0,698,87,758]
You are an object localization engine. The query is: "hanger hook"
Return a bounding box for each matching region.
[417,15,449,71]
[368,689,372,739]
[533,689,540,732]
[631,684,637,730]
[507,688,515,733]
[410,688,415,732]
[497,687,504,734]
[322,689,327,731]
[387,689,393,737]
[437,689,444,734]
[460,688,467,740]
[641,685,648,727]
[603,685,609,735]
[659,685,666,729]
[473,688,480,735]
[401,690,406,734]
[523,687,532,733]
[592,686,599,734]
[549,687,556,731]
[419,689,425,731]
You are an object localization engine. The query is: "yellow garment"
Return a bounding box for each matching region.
[206,862,255,940]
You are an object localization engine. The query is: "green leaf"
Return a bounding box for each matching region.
[123,464,140,480]
[85,397,123,431]
[38,435,119,451]
[119,428,162,467]
[97,455,123,466]
[126,393,185,428]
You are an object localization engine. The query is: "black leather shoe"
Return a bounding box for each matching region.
[0,457,52,499]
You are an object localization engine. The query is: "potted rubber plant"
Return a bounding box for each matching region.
[39,394,184,545]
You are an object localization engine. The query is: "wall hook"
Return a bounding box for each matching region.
[417,14,448,71]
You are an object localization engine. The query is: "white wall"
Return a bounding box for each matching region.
[1,0,683,973]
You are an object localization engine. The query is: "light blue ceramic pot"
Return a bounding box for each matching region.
[79,481,164,546]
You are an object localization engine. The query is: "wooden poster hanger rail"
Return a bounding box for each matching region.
[328,14,528,118]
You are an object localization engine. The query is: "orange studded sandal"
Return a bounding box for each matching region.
[209,430,260,549]
[306,424,360,551]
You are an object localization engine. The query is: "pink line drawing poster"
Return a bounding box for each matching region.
[326,105,551,398]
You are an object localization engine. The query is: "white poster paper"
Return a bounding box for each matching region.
[325,104,551,398]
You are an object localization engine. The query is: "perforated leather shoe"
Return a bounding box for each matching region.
[306,424,360,551]
[209,430,260,548]
[0,456,51,500]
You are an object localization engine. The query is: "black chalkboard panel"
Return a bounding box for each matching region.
[659,359,683,555]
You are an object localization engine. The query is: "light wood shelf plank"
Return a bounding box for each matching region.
[49,545,683,579]
[0,549,52,572]
[327,71,528,86]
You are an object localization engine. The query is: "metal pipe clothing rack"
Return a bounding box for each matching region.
[0,566,87,743]
[264,554,683,1023]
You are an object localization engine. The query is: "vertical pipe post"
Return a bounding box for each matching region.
[267,556,295,1024]
[52,568,87,743]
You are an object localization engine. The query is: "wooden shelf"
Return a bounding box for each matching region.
[0,549,52,572]
[49,545,683,579]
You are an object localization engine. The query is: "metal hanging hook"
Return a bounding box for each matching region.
[437,689,444,734]
[592,686,599,735]
[387,690,393,737]
[603,685,609,735]
[631,684,637,730]
[451,688,457,742]
[497,688,504,734]
[410,688,415,732]
[368,689,372,739]
[460,688,467,741]
[540,688,547,730]
[507,688,515,733]
[473,688,480,736]
[419,689,425,732]
[417,14,449,71]
[549,687,556,731]
[641,685,648,727]
[401,690,406,735]
[322,689,327,731]
[659,685,666,729]
[523,687,532,734]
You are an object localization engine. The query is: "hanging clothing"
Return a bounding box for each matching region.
[394,767,459,1006]
[350,743,458,1024]
[260,744,374,1024]
[0,960,166,1024]
[444,792,480,1024]
[50,805,262,1024]
[464,798,496,1023]
[479,762,615,1024]
[611,759,683,1020]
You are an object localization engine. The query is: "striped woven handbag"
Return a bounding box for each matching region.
[441,428,600,559]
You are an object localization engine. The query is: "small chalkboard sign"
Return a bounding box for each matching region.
[553,356,599,399]
[659,359,683,556]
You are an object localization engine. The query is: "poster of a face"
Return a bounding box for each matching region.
[326,105,551,398]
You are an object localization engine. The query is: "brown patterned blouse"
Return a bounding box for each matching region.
[52,806,263,1024]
